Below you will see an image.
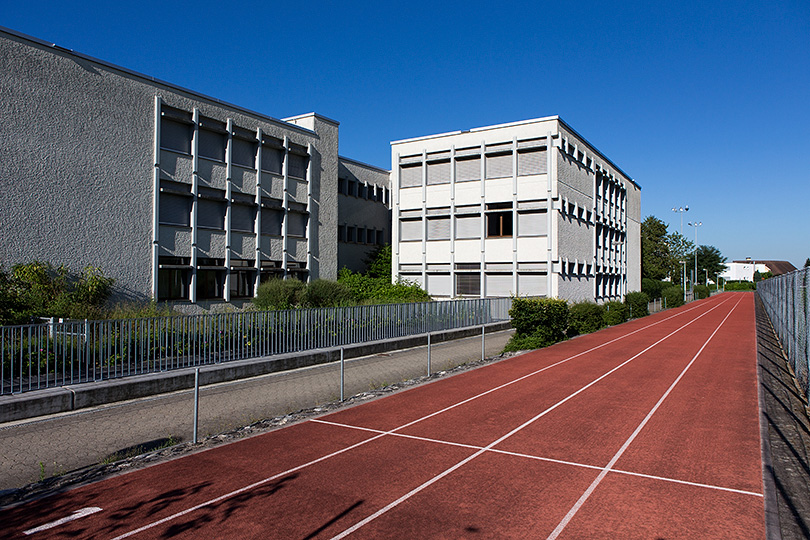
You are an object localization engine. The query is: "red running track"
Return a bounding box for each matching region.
[1,292,765,539]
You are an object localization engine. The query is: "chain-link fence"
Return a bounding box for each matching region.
[757,267,810,399]
[0,326,513,493]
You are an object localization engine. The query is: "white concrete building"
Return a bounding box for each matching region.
[390,117,641,302]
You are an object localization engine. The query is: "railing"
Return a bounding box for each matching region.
[0,298,512,396]
[757,267,810,400]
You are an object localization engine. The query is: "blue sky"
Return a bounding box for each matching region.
[4,1,809,267]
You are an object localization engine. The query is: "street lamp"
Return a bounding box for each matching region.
[672,206,689,235]
[680,260,687,302]
[688,221,702,293]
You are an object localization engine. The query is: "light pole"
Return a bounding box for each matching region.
[672,206,689,235]
[688,221,702,292]
[680,260,687,302]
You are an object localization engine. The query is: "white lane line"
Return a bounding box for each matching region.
[328,297,732,539]
[23,507,103,535]
[546,295,744,540]
[312,419,763,498]
[110,297,726,540]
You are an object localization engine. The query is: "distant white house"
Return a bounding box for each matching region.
[719,258,797,282]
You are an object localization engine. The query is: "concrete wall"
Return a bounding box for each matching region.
[336,157,390,273]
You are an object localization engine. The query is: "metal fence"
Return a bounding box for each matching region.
[757,267,810,399]
[0,298,511,396]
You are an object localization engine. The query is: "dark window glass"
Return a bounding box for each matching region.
[199,129,226,162]
[198,199,226,229]
[261,209,283,236]
[160,117,192,154]
[158,268,190,300]
[486,211,513,237]
[231,204,255,233]
[159,194,191,227]
[287,212,308,237]
[288,154,308,179]
[261,147,283,174]
[197,270,224,299]
[230,269,254,298]
[455,273,481,296]
[232,138,256,168]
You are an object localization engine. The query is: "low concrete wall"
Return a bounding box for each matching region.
[0,322,511,423]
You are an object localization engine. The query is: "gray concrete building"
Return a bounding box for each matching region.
[390,117,641,302]
[0,27,389,307]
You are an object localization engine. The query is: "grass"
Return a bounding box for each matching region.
[99,436,179,465]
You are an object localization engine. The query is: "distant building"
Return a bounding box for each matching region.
[390,117,641,302]
[720,258,797,282]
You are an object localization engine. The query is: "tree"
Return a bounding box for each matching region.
[694,245,727,284]
[641,216,672,280]
[665,231,695,284]
[805,257,810,268]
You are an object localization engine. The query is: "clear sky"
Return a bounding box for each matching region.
[4,1,809,267]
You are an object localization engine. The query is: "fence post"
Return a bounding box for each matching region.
[340,347,345,401]
[192,367,200,444]
[482,324,486,361]
[427,333,431,376]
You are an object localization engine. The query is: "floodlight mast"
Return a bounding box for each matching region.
[672,206,689,235]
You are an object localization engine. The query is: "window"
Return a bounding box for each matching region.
[261,209,283,236]
[358,183,367,199]
[400,164,422,188]
[485,273,513,297]
[376,230,384,245]
[288,153,308,179]
[486,211,513,237]
[261,146,283,174]
[230,262,255,298]
[338,225,346,242]
[157,257,191,300]
[399,218,422,241]
[159,193,191,227]
[455,215,480,239]
[427,160,450,185]
[517,210,547,237]
[455,156,480,182]
[231,204,256,233]
[455,273,481,296]
[427,217,450,240]
[517,148,546,176]
[197,270,224,300]
[357,228,366,244]
[347,226,356,243]
[348,180,357,197]
[287,212,308,237]
[232,137,256,168]
[485,153,512,179]
[199,128,226,162]
[338,178,347,195]
[198,198,226,230]
[160,116,192,154]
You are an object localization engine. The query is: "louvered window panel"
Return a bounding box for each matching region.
[399,219,422,241]
[426,274,451,296]
[198,199,226,229]
[455,215,480,239]
[518,211,547,236]
[199,129,226,162]
[427,161,450,185]
[231,204,255,233]
[455,273,481,296]
[485,273,513,297]
[427,217,450,240]
[288,154,308,179]
[518,149,546,176]
[261,209,283,236]
[400,164,422,187]
[287,212,308,237]
[160,118,192,154]
[518,273,547,296]
[232,138,256,168]
[485,153,512,179]
[261,147,283,174]
[455,156,480,182]
[159,194,191,227]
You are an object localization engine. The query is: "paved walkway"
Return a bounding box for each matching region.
[0,329,513,492]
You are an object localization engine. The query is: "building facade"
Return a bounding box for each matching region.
[390,117,641,301]
[0,27,388,307]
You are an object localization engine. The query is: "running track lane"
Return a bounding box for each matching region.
[0,292,764,539]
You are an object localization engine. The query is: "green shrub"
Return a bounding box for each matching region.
[337,268,430,304]
[506,297,568,351]
[693,284,710,299]
[724,280,756,291]
[625,291,649,318]
[253,278,305,310]
[602,301,629,326]
[641,278,669,300]
[568,301,604,336]
[108,300,181,319]
[662,285,685,308]
[301,279,353,308]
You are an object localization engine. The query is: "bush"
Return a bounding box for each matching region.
[337,268,430,304]
[568,302,604,336]
[724,281,756,291]
[662,285,685,308]
[625,291,649,318]
[602,301,629,326]
[505,298,568,351]
[693,284,710,299]
[253,278,305,310]
[641,278,669,300]
[301,279,353,308]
